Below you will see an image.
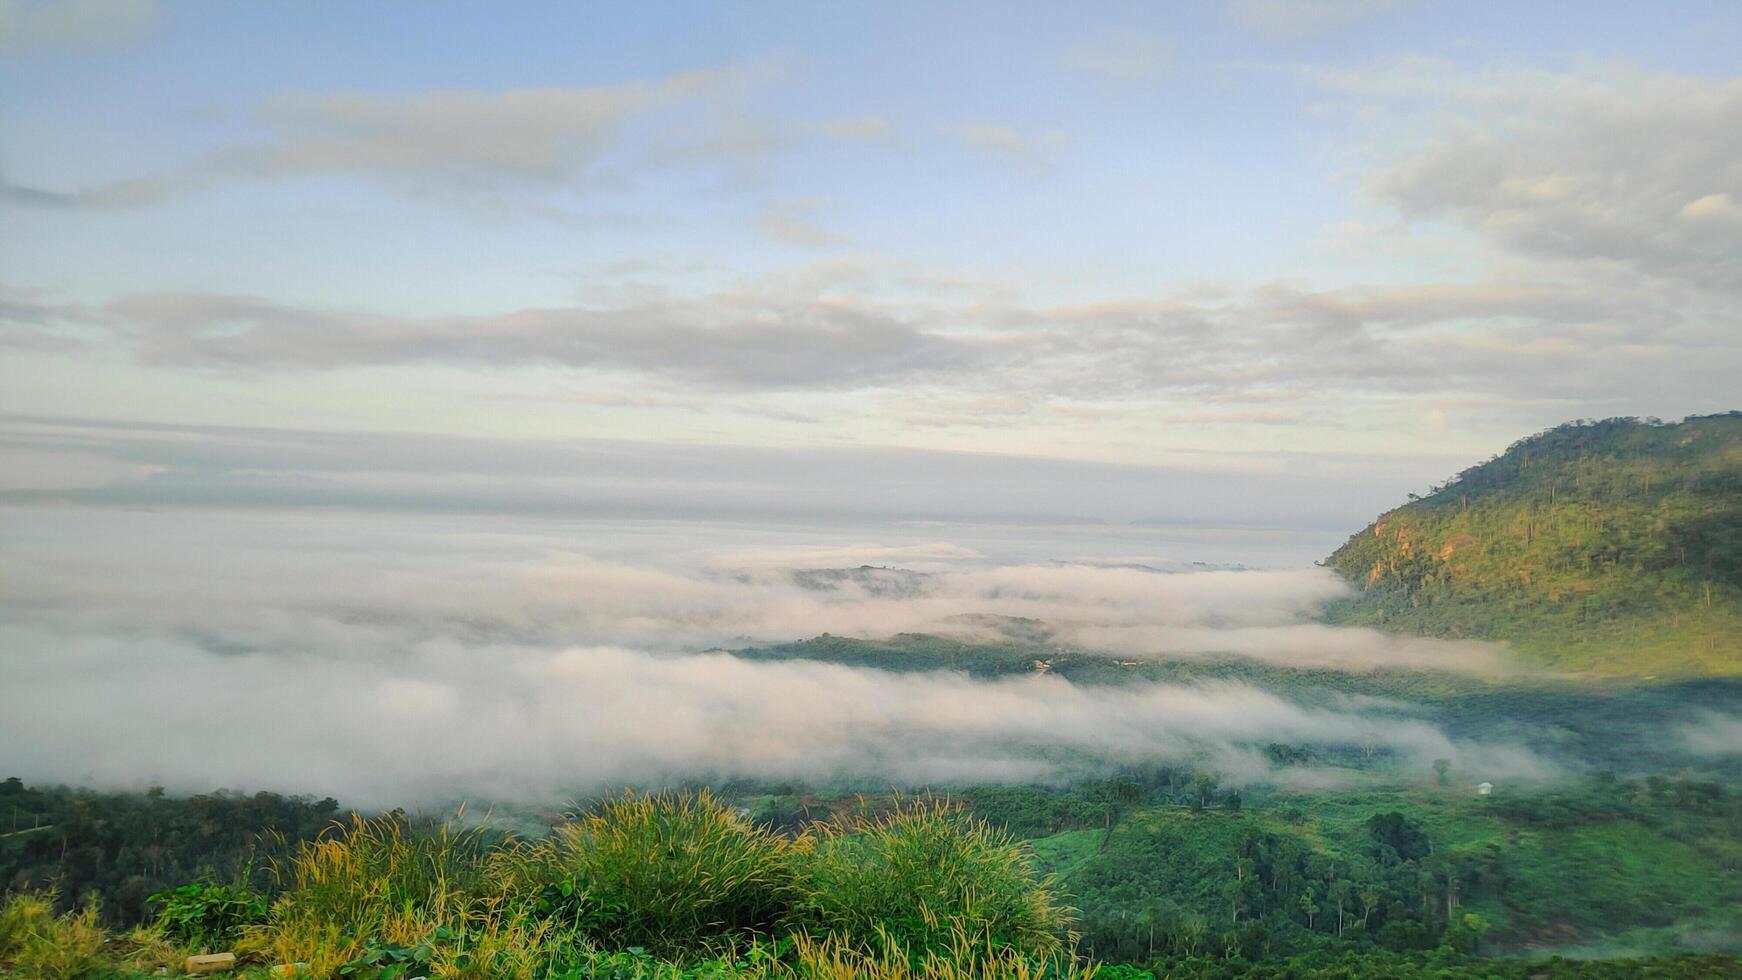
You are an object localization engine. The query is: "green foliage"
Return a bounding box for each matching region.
[1133,948,1742,979]
[251,810,503,970]
[0,890,108,980]
[5,779,1742,978]
[145,880,267,949]
[0,778,338,926]
[789,799,1069,963]
[1324,413,1742,674]
[509,790,798,957]
[1023,773,1742,964]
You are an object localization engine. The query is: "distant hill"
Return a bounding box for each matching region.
[1324,414,1742,675]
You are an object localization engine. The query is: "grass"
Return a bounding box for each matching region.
[505,789,800,956]
[1,792,1085,978]
[0,891,106,980]
[10,781,1742,977]
[240,810,501,972]
[791,798,1071,963]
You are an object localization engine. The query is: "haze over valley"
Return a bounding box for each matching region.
[3,3,1740,977]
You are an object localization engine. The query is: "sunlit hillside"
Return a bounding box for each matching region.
[1325,415,1742,676]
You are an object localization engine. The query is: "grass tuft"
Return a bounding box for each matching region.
[0,890,108,980]
[789,797,1071,963]
[506,789,801,957]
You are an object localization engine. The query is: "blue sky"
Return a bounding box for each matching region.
[2,0,1739,526]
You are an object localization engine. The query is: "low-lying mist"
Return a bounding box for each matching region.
[2,507,1538,805]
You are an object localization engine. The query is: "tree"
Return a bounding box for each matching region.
[1360,886,1383,930]
[1432,759,1452,786]
[1461,912,1489,955]
[1329,879,1354,937]
[1299,885,1318,929]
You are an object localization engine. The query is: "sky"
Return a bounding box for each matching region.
[3,2,1740,801]
[2,0,1740,526]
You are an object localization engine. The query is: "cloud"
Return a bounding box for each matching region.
[0,505,1497,671]
[1229,0,1411,40]
[1681,711,1742,756]
[1318,61,1742,292]
[83,289,973,387]
[944,123,1065,178]
[2,71,724,207]
[0,505,1535,804]
[0,0,156,53]
[9,261,1738,426]
[0,412,1470,531]
[240,79,722,181]
[1063,31,1174,82]
[1,63,878,210]
[0,633,1533,805]
[755,197,849,247]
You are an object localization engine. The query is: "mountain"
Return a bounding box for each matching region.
[1324,413,1742,676]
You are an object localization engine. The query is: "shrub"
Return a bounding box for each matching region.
[147,880,268,950]
[0,890,108,980]
[508,790,799,957]
[248,812,500,969]
[789,799,1071,963]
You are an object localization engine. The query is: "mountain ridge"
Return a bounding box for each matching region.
[1323,413,1742,676]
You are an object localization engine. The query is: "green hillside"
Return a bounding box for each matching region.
[1324,414,1742,676]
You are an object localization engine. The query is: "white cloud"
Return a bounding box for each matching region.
[0,62,886,210]
[755,197,849,247]
[1681,711,1742,757]
[944,122,1065,178]
[0,506,1534,804]
[1063,31,1173,82]
[1680,192,1742,224]
[1319,61,1742,292]
[0,0,156,53]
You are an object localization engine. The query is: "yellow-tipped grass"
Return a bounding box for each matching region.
[789,797,1073,963]
[752,927,1100,980]
[245,811,499,969]
[0,891,108,980]
[508,789,802,957]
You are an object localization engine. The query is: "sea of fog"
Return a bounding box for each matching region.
[2,506,1551,805]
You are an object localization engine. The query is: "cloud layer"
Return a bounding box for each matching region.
[1333,61,1742,293]
[0,506,1524,804]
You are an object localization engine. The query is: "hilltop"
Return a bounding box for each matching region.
[1324,414,1742,675]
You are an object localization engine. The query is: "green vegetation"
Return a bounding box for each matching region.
[10,413,1742,976]
[0,776,338,927]
[503,791,797,956]
[144,882,267,951]
[0,891,108,980]
[791,799,1069,962]
[1324,413,1742,675]
[7,775,1742,977]
[1031,776,1742,965]
[3,790,1101,978]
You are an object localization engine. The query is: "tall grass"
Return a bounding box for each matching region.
[767,928,1100,980]
[243,811,500,971]
[6,793,1083,978]
[0,891,107,980]
[789,798,1071,963]
[506,790,801,957]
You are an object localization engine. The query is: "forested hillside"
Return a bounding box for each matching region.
[1324,414,1742,675]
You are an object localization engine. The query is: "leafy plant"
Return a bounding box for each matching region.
[339,928,449,979]
[146,880,268,949]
